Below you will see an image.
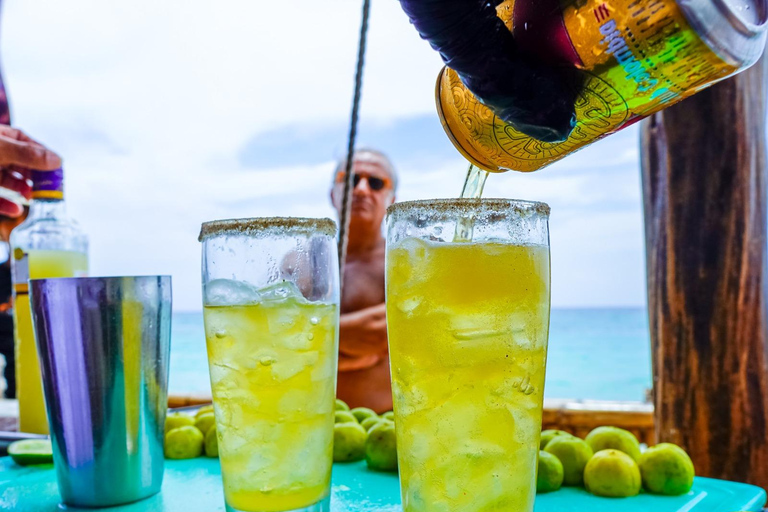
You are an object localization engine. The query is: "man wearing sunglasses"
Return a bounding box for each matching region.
[330,148,396,413]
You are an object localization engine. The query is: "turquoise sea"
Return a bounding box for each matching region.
[170,308,652,402]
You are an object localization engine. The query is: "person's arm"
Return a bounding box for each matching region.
[338,303,388,358]
[0,125,62,217]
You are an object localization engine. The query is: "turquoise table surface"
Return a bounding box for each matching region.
[0,456,765,512]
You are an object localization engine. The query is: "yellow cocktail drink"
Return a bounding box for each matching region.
[387,237,550,512]
[15,249,88,434]
[204,297,338,512]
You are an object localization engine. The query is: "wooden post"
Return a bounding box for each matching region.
[641,55,768,487]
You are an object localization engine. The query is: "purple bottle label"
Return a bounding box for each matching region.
[31,168,64,199]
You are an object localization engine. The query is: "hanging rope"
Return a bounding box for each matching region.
[338,0,372,282]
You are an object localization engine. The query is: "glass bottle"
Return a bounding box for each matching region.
[11,167,88,434]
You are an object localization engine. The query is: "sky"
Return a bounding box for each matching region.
[0,0,647,311]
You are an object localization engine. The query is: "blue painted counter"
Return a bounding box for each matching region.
[0,456,764,511]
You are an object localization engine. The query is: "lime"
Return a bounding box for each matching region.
[335,411,358,424]
[361,416,384,432]
[195,404,214,419]
[335,398,350,411]
[350,407,378,423]
[537,450,564,493]
[333,422,368,462]
[165,426,204,459]
[544,435,594,486]
[8,439,53,466]
[194,412,216,436]
[165,413,195,433]
[585,426,641,461]
[540,429,572,450]
[584,449,642,497]
[638,443,695,495]
[382,411,395,421]
[365,422,398,472]
[204,426,219,458]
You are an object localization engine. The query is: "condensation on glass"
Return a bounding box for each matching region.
[385,199,551,512]
[199,217,339,512]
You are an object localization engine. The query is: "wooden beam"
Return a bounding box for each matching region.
[641,54,768,486]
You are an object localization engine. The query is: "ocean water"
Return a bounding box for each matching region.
[170,308,652,402]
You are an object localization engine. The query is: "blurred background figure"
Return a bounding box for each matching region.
[0,20,64,394]
[330,149,396,413]
[0,207,27,397]
[0,124,62,397]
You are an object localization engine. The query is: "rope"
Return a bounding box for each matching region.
[338,0,372,282]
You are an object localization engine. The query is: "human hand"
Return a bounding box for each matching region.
[0,125,61,217]
[339,303,389,357]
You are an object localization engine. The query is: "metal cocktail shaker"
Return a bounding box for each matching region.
[30,276,171,508]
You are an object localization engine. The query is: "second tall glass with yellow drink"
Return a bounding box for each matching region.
[199,217,339,512]
[386,199,551,511]
[11,168,88,434]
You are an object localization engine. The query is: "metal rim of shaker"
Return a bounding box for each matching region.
[29,275,172,284]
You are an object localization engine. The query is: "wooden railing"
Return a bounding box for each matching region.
[168,395,657,444]
[168,394,212,409]
[542,399,655,445]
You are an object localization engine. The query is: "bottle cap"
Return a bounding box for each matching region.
[31,168,64,200]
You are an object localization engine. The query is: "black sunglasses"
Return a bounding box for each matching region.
[335,172,391,191]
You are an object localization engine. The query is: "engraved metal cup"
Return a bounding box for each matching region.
[29,276,172,508]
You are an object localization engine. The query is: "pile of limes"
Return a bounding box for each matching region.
[162,400,398,472]
[164,405,218,459]
[538,426,695,498]
[334,398,397,472]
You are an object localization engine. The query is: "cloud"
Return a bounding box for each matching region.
[1,0,647,310]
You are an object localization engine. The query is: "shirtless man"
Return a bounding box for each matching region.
[330,149,396,413]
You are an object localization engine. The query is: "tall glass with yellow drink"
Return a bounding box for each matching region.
[199,217,339,512]
[386,199,550,512]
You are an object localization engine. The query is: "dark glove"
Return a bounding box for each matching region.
[399,0,578,143]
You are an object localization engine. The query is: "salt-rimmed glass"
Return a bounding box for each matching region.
[385,198,551,512]
[199,217,339,512]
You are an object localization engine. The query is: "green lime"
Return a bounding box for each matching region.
[544,435,594,486]
[194,412,216,436]
[333,422,367,462]
[585,426,641,461]
[165,413,195,433]
[639,443,695,495]
[537,450,564,493]
[195,404,214,419]
[335,411,358,424]
[350,407,378,423]
[335,398,350,411]
[382,411,395,421]
[584,449,642,497]
[540,429,572,450]
[361,416,384,432]
[165,426,204,459]
[365,422,397,472]
[8,439,53,466]
[204,426,219,458]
